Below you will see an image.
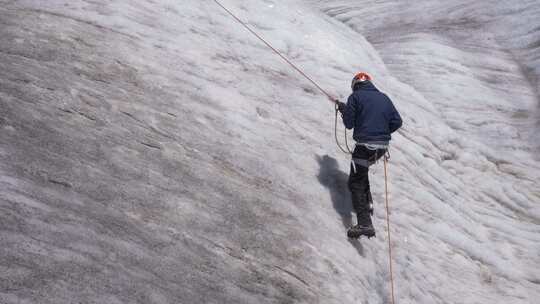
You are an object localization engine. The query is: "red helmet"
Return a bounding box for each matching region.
[351,72,373,90]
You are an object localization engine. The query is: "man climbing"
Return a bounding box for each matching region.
[336,72,402,239]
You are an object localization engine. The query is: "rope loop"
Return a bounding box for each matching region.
[334,107,353,154]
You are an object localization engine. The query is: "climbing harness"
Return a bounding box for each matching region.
[211,1,397,303]
[359,142,389,150]
[352,143,389,171]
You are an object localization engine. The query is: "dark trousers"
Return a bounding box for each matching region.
[348,145,386,226]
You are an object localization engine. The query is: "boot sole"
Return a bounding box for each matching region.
[347,229,376,239]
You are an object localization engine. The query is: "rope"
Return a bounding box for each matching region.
[384,153,396,304]
[212,0,336,103]
[334,104,353,154]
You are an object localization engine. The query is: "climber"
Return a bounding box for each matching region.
[336,72,402,239]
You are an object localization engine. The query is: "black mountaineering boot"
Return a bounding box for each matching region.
[347,224,376,239]
[348,212,376,239]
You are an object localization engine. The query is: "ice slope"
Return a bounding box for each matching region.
[0,0,539,303]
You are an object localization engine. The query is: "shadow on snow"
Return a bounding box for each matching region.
[316,154,364,257]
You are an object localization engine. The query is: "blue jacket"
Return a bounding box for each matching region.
[342,81,402,143]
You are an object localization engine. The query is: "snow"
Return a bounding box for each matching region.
[0,0,539,303]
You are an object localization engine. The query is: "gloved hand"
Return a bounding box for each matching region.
[336,101,346,114]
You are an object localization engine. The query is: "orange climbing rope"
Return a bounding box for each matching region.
[384,154,396,304]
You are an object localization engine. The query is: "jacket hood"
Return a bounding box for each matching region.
[353,81,378,92]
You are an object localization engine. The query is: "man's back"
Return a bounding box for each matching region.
[342,81,402,143]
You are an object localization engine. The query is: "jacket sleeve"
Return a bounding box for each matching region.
[342,94,356,130]
[388,102,402,133]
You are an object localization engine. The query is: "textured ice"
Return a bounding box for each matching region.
[0,0,539,303]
